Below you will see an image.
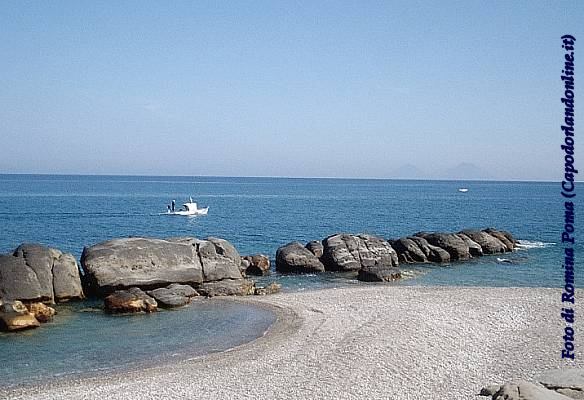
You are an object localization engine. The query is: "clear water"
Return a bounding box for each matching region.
[0,174,579,386]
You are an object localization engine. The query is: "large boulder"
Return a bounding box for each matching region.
[456,233,484,257]
[147,284,198,308]
[357,266,402,282]
[0,299,40,331]
[197,279,255,297]
[305,241,324,258]
[484,228,516,251]
[415,232,471,261]
[321,234,398,271]
[0,244,84,303]
[276,242,325,273]
[409,237,451,263]
[81,237,204,295]
[242,254,271,276]
[104,288,158,313]
[195,237,243,282]
[391,237,428,263]
[460,230,507,254]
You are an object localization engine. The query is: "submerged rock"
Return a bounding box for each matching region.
[242,254,271,276]
[276,242,325,273]
[0,244,84,303]
[26,302,56,323]
[0,299,40,331]
[321,234,398,271]
[254,282,282,296]
[197,279,255,297]
[357,266,402,282]
[104,288,158,313]
[147,284,198,308]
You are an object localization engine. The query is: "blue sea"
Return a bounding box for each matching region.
[0,174,579,387]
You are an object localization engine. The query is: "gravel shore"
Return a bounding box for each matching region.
[2,286,581,400]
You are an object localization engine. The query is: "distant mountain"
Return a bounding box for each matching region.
[442,162,494,180]
[391,164,426,179]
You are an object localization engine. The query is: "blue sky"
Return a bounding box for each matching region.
[1,1,582,180]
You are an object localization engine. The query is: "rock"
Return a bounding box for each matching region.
[489,381,572,399]
[357,266,402,282]
[0,244,84,303]
[306,241,324,258]
[460,230,507,254]
[81,237,203,295]
[147,284,198,308]
[26,302,56,322]
[480,385,502,396]
[457,233,484,257]
[104,288,158,313]
[556,389,584,399]
[538,369,584,393]
[196,237,243,282]
[391,237,428,263]
[0,299,40,331]
[276,242,325,274]
[240,259,251,276]
[484,228,516,251]
[51,252,85,302]
[409,237,451,263]
[197,279,255,297]
[415,232,471,261]
[242,254,271,276]
[254,282,282,295]
[321,234,398,271]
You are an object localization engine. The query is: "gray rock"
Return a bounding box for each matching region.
[357,266,402,282]
[0,244,83,303]
[242,254,271,276]
[197,279,255,297]
[104,287,158,313]
[391,237,428,263]
[538,369,584,392]
[480,385,502,396]
[196,237,243,282]
[321,234,398,271]
[147,284,198,308]
[484,228,516,251]
[415,232,471,261]
[306,241,324,258]
[460,230,507,254]
[81,237,203,295]
[457,233,484,257]
[408,236,451,263]
[556,389,584,399]
[276,242,325,273]
[51,252,84,301]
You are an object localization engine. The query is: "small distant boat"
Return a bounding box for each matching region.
[458,188,469,193]
[166,197,208,216]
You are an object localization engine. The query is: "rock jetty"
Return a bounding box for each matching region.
[275,228,517,282]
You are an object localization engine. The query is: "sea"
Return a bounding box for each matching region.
[0,174,579,387]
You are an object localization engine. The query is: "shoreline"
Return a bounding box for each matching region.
[2,285,581,399]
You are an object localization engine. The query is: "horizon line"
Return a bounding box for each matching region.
[0,172,564,183]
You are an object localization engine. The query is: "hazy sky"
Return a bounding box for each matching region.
[1,1,582,180]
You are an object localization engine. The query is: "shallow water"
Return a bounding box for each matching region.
[0,299,276,388]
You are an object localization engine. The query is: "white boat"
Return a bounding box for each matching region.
[458,188,469,193]
[166,197,208,216]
